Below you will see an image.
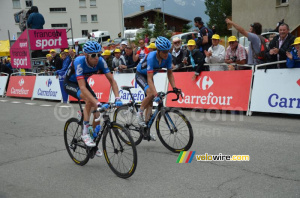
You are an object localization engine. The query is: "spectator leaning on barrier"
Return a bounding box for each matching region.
[226,18,265,66]
[133,39,149,62]
[267,23,296,68]
[183,39,205,80]
[204,34,226,71]
[112,49,126,73]
[225,36,247,70]
[26,6,45,29]
[50,49,63,71]
[171,37,187,71]
[286,37,300,68]
[119,45,138,73]
[101,50,113,72]
[194,17,213,54]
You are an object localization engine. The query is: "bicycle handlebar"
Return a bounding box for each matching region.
[92,103,116,122]
[157,90,183,101]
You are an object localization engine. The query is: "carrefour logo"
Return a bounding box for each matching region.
[88,78,95,87]
[131,78,138,88]
[18,78,24,86]
[46,79,52,87]
[196,76,213,90]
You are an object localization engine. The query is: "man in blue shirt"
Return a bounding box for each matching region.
[27,6,45,29]
[64,41,122,153]
[135,37,180,136]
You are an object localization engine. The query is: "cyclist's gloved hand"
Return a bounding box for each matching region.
[115,97,123,107]
[154,94,161,103]
[173,87,181,94]
[101,104,110,109]
[97,102,103,108]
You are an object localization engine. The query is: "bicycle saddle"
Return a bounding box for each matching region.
[121,86,135,90]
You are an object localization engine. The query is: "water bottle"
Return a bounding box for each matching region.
[88,126,94,140]
[93,125,101,138]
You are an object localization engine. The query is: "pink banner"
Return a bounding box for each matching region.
[10,31,31,69]
[28,29,68,50]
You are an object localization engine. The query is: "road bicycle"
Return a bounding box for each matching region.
[113,86,193,153]
[64,100,137,178]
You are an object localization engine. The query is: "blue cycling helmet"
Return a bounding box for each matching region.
[83,41,101,53]
[155,36,171,51]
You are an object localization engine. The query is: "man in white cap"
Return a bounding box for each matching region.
[74,40,82,56]
[120,40,127,56]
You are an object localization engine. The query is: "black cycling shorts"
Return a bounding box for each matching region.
[135,72,151,94]
[64,78,97,100]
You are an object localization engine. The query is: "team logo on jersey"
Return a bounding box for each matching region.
[76,64,83,75]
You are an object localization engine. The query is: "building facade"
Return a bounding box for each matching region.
[232,0,300,36]
[0,0,123,40]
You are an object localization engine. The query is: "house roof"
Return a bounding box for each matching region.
[124,9,191,22]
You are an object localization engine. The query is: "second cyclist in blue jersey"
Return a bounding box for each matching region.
[64,41,122,155]
[135,36,181,137]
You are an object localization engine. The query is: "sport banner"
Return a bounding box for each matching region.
[250,68,300,115]
[69,74,111,103]
[32,76,62,101]
[28,29,68,50]
[6,76,36,98]
[110,73,168,104]
[166,71,253,111]
[0,76,9,96]
[10,31,31,69]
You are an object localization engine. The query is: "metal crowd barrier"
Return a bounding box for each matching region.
[11,72,38,76]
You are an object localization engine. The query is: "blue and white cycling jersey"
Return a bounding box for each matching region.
[136,51,172,76]
[65,56,110,82]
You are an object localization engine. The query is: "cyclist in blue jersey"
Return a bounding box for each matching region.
[64,41,122,155]
[135,37,181,139]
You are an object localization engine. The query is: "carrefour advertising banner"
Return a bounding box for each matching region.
[166,71,253,111]
[250,69,300,115]
[32,76,62,100]
[28,29,68,50]
[7,76,36,98]
[110,73,168,104]
[69,74,111,103]
[10,31,31,69]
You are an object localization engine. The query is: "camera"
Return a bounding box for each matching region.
[230,56,237,62]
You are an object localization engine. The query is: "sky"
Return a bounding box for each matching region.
[123,0,209,27]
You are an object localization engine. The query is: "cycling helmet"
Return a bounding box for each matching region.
[83,41,102,53]
[155,36,171,51]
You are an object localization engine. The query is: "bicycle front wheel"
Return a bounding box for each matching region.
[102,123,137,178]
[113,105,143,145]
[64,118,89,166]
[156,108,193,153]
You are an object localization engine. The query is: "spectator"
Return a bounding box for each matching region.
[69,49,76,60]
[63,49,69,57]
[3,58,13,75]
[119,45,138,73]
[112,49,126,73]
[194,17,213,54]
[225,36,247,70]
[78,51,84,56]
[147,43,157,52]
[226,18,264,66]
[133,39,149,62]
[101,50,113,72]
[50,49,63,71]
[60,51,67,61]
[204,34,226,71]
[120,41,127,56]
[74,41,82,56]
[266,23,296,68]
[286,37,300,68]
[45,54,52,66]
[183,39,205,80]
[27,6,45,29]
[144,34,149,45]
[171,37,187,71]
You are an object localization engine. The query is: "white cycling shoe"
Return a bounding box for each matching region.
[81,134,96,147]
[96,149,103,157]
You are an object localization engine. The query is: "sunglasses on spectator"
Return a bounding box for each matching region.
[88,53,101,58]
[173,41,181,45]
[160,50,169,54]
[229,42,236,45]
[139,42,144,45]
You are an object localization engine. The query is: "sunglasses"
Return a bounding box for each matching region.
[160,50,169,54]
[139,42,144,45]
[88,53,101,58]
[173,41,180,45]
[229,42,235,45]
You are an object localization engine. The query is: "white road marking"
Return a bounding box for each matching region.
[25,103,36,105]
[40,104,52,107]
[11,101,21,104]
[58,105,72,108]
[0,100,8,102]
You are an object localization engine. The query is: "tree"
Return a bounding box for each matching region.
[153,12,165,38]
[204,0,232,36]
[182,24,192,33]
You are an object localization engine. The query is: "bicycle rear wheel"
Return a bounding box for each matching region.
[156,108,193,153]
[64,118,89,166]
[102,123,137,178]
[113,105,143,145]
